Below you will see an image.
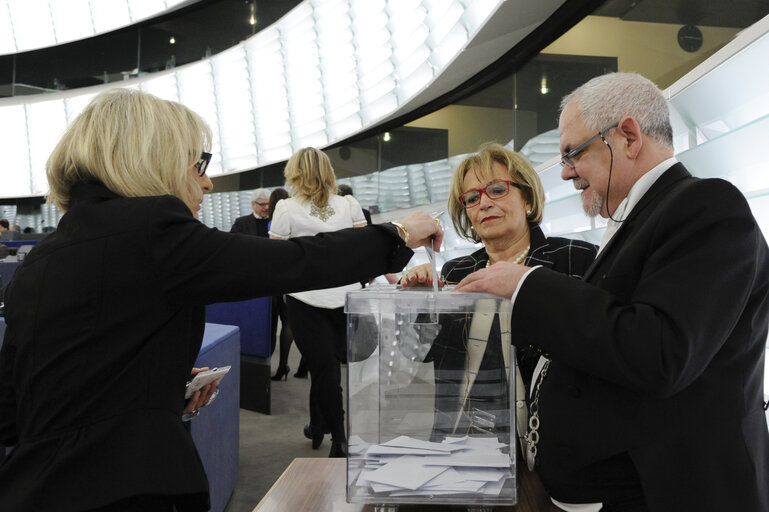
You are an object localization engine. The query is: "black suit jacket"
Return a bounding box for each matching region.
[230,213,269,237]
[513,164,769,511]
[0,181,412,511]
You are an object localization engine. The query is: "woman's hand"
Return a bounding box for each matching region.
[183,367,219,416]
[400,263,444,288]
[395,211,443,251]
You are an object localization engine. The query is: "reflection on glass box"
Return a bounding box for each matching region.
[345,286,517,507]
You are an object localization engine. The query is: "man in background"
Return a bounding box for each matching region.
[230,188,271,237]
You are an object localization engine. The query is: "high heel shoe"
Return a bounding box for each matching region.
[271,365,290,381]
[328,440,347,458]
[303,424,324,449]
[293,365,308,379]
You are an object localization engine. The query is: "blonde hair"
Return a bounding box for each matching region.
[46,88,212,213]
[448,143,545,243]
[283,147,336,207]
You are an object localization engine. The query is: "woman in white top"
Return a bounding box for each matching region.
[269,147,366,457]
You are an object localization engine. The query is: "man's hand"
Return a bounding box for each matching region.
[453,261,529,298]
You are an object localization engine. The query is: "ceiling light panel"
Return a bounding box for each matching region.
[8,0,56,51]
[49,0,92,43]
[0,105,30,197]
[175,61,221,173]
[0,0,189,54]
[212,47,259,170]
[25,99,67,194]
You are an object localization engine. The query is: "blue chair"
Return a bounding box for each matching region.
[206,298,272,414]
[191,323,241,512]
[205,297,271,356]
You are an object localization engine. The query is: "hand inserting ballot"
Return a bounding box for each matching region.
[392,211,443,252]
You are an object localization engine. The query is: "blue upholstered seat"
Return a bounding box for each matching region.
[191,323,241,512]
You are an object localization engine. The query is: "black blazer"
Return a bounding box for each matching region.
[0,181,412,511]
[230,213,269,237]
[513,164,769,511]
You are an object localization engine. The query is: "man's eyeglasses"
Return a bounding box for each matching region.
[194,152,212,176]
[253,201,270,208]
[459,180,523,208]
[560,123,618,168]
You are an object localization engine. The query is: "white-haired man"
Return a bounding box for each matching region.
[230,188,271,237]
[456,72,769,512]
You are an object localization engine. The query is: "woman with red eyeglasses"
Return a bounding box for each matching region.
[402,143,596,476]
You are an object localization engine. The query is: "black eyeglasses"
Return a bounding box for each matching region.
[194,152,212,176]
[560,123,618,168]
[459,180,523,208]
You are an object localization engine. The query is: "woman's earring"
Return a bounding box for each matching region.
[526,209,532,216]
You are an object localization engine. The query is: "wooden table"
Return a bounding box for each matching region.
[254,458,562,512]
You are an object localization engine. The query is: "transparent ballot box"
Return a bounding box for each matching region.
[345,287,517,509]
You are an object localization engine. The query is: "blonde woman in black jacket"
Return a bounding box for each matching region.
[0,88,442,512]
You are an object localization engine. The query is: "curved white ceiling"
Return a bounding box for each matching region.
[0,0,565,198]
[0,0,198,55]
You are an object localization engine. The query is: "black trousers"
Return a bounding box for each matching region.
[286,296,347,441]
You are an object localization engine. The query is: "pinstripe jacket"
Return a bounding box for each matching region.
[438,223,597,386]
[425,224,596,439]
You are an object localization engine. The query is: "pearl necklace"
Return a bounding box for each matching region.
[486,244,530,268]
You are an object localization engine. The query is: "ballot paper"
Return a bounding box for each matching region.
[366,445,454,456]
[381,435,464,452]
[350,435,513,498]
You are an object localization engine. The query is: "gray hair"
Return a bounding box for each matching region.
[561,72,673,149]
[251,188,270,202]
